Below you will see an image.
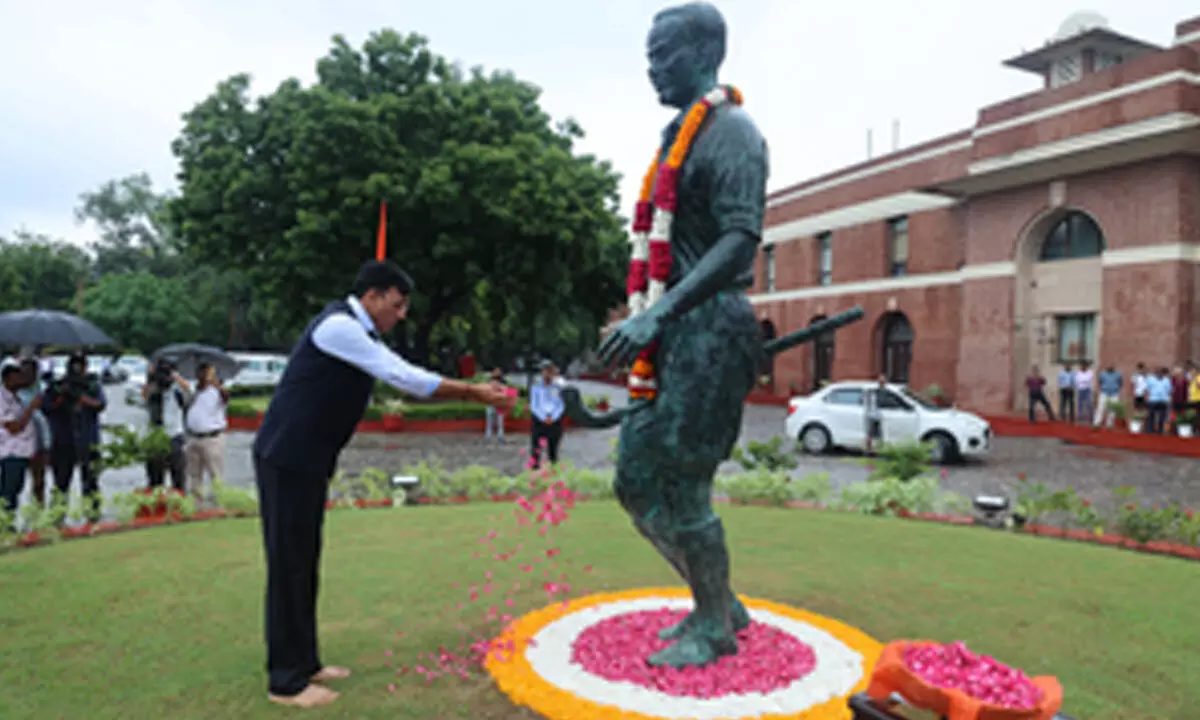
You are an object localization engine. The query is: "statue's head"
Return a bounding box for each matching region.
[647,2,727,109]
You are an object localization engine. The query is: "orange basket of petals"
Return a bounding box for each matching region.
[866,640,1063,720]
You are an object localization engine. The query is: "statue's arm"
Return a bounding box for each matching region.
[654,110,768,325]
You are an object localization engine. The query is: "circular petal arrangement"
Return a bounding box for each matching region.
[485,587,883,719]
[572,608,818,698]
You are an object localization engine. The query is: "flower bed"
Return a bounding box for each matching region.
[982,415,1200,459]
[485,587,883,719]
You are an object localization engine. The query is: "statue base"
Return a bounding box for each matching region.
[485,587,882,719]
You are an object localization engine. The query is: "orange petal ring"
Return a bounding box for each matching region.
[484,587,883,719]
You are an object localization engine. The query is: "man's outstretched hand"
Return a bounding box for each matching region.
[474,382,517,412]
[598,312,664,368]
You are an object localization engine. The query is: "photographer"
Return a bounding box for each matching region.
[43,352,106,522]
[142,358,191,491]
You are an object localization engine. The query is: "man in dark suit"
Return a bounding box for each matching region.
[252,260,514,708]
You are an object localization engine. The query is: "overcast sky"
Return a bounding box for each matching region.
[1,0,1194,246]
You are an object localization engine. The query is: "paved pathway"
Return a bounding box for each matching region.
[23,380,1199,518]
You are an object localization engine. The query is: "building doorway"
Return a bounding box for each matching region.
[879,312,913,383]
[1012,208,1106,411]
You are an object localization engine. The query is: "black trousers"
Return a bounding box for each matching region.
[1147,402,1169,434]
[530,419,563,468]
[1027,391,1054,422]
[254,453,329,696]
[51,445,100,521]
[1058,388,1075,423]
[146,434,186,491]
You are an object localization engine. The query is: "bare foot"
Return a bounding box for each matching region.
[312,666,351,682]
[268,684,339,708]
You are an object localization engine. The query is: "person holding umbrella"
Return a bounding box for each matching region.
[251,260,514,708]
[43,352,106,522]
[1,358,42,517]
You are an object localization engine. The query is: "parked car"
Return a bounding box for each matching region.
[227,352,288,390]
[785,381,991,463]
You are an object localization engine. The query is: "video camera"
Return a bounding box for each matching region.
[151,358,177,391]
[49,359,96,405]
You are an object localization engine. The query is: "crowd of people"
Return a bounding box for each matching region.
[0,350,229,525]
[1025,360,1200,433]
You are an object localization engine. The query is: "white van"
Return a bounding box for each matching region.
[228,352,288,389]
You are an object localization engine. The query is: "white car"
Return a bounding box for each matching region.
[227,352,288,389]
[785,381,991,463]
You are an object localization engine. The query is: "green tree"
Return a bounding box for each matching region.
[168,29,626,364]
[0,232,92,312]
[76,173,183,277]
[82,272,200,354]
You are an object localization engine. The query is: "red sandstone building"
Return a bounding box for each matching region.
[751,12,1200,415]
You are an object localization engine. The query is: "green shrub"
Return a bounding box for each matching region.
[865,440,933,482]
[227,384,276,398]
[836,475,939,516]
[731,437,798,472]
[718,470,793,506]
[226,400,260,418]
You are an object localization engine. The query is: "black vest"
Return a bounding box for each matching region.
[252,300,376,477]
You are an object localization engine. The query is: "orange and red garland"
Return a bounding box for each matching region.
[625,85,744,401]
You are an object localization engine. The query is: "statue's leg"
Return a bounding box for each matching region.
[648,465,740,667]
[655,465,749,639]
[613,413,689,585]
[646,292,762,667]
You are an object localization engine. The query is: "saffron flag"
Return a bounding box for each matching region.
[376,202,388,260]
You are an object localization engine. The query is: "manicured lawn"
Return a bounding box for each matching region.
[1,503,1196,719]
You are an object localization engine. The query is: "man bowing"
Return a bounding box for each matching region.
[252,260,515,708]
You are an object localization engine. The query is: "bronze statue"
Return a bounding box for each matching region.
[565,1,864,669]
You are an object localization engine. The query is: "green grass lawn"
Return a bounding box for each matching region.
[1,503,1196,719]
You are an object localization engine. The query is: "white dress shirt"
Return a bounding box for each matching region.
[186,386,228,434]
[310,296,443,398]
[160,383,188,437]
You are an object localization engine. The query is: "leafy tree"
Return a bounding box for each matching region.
[168,29,626,365]
[82,272,200,354]
[0,232,92,312]
[76,173,183,277]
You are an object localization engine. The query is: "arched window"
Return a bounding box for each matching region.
[879,312,913,384]
[1039,212,1105,262]
[810,315,834,390]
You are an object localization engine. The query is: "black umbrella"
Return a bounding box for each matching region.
[150,343,239,380]
[0,309,116,348]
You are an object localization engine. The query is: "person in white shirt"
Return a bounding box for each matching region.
[1,360,41,516]
[1131,362,1148,412]
[250,260,514,709]
[142,358,192,491]
[1073,361,1095,425]
[184,362,228,502]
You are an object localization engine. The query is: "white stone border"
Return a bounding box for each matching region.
[524,596,866,719]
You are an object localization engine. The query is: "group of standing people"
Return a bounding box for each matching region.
[0,352,105,521]
[140,357,229,500]
[1025,360,1200,433]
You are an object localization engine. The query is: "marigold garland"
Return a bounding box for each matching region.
[484,586,882,719]
[625,86,744,401]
